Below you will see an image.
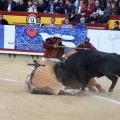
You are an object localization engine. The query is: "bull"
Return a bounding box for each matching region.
[55,49,120,93]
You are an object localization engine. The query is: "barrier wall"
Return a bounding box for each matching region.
[0,25,120,54]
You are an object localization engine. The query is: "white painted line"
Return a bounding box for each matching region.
[95,96,120,105]
[0,78,24,83]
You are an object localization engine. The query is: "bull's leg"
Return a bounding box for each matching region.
[81,78,90,92]
[100,64,118,94]
[104,73,118,93]
[60,86,81,95]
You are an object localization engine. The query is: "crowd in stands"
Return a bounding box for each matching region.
[0,0,120,23]
[0,13,120,30]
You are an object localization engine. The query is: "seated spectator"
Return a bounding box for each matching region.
[0,14,9,25]
[33,0,38,8]
[71,0,76,4]
[112,21,120,31]
[117,1,120,15]
[76,17,87,30]
[99,0,106,10]
[16,0,27,12]
[0,0,6,10]
[77,11,89,23]
[104,1,111,14]
[46,17,58,27]
[56,0,66,14]
[44,0,57,13]
[92,0,103,15]
[65,0,76,14]
[44,0,49,6]
[83,0,95,16]
[75,0,84,14]
[101,1,111,23]
[27,0,38,12]
[112,0,119,8]
[87,12,100,23]
[32,16,45,27]
[61,18,73,28]
[111,2,118,15]
[4,0,16,11]
[69,11,78,22]
[37,0,47,12]
[27,0,33,12]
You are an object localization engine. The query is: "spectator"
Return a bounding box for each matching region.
[69,11,78,22]
[0,0,6,10]
[87,12,100,23]
[92,0,103,15]
[117,1,120,15]
[46,17,58,27]
[99,0,106,10]
[0,14,9,25]
[113,0,119,8]
[16,0,27,12]
[65,0,76,14]
[111,2,118,15]
[113,0,120,15]
[77,11,89,23]
[101,2,111,23]
[33,16,45,27]
[56,0,66,14]
[45,0,57,13]
[104,1,111,14]
[83,0,95,16]
[112,21,120,31]
[76,17,87,30]
[4,0,16,11]
[75,0,84,14]
[27,0,32,12]
[61,18,73,28]
[44,0,49,6]
[37,0,47,12]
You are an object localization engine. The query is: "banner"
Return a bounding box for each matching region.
[0,25,120,54]
[15,26,87,52]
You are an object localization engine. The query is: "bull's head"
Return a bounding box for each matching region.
[55,62,70,82]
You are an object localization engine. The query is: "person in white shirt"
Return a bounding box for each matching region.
[75,0,84,14]
[61,18,73,28]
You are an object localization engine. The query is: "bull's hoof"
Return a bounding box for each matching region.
[108,89,113,95]
[75,90,86,96]
[72,89,81,96]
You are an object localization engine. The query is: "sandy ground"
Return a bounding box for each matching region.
[0,61,120,120]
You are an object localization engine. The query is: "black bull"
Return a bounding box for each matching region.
[55,49,120,93]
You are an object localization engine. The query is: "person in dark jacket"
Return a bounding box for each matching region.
[0,0,6,10]
[112,21,120,31]
[44,0,57,13]
[37,0,47,12]
[87,12,100,23]
[69,11,78,22]
[0,14,9,25]
[16,0,27,12]
[55,0,66,14]
[4,0,16,11]
[65,0,76,14]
